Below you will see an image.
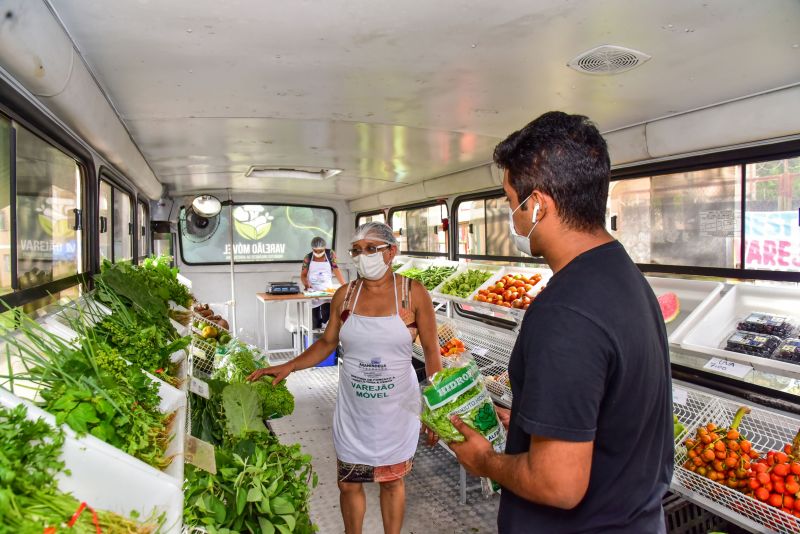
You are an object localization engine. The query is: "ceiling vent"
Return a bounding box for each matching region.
[245,166,343,181]
[567,45,651,75]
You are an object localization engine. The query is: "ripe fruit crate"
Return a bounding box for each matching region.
[672,391,800,533]
[190,311,232,337]
[463,266,552,319]
[413,317,516,407]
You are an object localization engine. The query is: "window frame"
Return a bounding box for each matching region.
[611,141,800,283]
[0,86,94,309]
[98,168,136,265]
[137,198,150,261]
[355,209,387,228]
[177,202,338,266]
[387,200,450,257]
[451,190,548,265]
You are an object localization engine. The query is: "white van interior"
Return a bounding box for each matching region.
[0,1,798,532]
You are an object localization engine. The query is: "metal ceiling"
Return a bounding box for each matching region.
[49,0,800,200]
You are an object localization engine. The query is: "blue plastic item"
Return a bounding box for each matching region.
[304,335,337,367]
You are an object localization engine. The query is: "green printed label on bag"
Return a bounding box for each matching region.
[422,362,481,410]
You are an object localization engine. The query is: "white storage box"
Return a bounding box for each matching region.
[464,266,552,317]
[430,262,502,301]
[644,276,725,346]
[681,284,800,374]
[0,388,183,532]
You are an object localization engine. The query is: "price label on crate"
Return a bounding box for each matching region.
[189,377,210,399]
[185,436,216,474]
[703,358,753,379]
[672,387,688,406]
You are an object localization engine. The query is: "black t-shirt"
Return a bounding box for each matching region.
[498,240,673,534]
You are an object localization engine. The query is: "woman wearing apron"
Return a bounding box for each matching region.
[300,236,346,329]
[250,222,442,534]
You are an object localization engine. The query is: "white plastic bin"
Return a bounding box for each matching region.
[644,276,724,345]
[0,388,183,532]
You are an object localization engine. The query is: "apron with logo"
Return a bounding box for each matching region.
[333,275,421,466]
[307,255,333,309]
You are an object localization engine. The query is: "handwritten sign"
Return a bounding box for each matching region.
[189,377,210,399]
[673,387,688,406]
[703,358,754,379]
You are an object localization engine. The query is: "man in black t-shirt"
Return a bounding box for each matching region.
[449,112,673,533]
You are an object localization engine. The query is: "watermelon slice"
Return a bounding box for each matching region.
[658,292,680,323]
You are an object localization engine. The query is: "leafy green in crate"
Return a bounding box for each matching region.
[1,314,174,470]
[0,403,160,533]
[439,269,494,298]
[401,265,456,290]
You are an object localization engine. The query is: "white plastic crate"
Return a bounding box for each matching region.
[644,276,725,346]
[429,263,502,302]
[0,388,183,532]
[672,391,800,533]
[681,284,800,375]
[463,266,552,317]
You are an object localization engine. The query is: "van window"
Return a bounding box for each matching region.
[98,181,112,261]
[356,211,385,226]
[112,188,133,261]
[456,196,527,259]
[744,156,800,272]
[0,117,10,295]
[390,203,448,256]
[15,124,83,290]
[608,166,742,268]
[137,200,149,260]
[179,203,336,264]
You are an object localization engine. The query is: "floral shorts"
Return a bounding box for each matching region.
[337,457,413,483]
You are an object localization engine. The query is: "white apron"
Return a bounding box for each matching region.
[307,256,332,309]
[333,276,421,466]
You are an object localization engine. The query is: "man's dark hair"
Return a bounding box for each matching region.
[493,111,610,231]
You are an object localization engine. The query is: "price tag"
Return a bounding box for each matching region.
[703,358,754,379]
[471,347,489,358]
[672,387,688,406]
[185,436,216,474]
[189,377,210,399]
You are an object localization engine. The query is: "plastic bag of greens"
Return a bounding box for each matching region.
[421,356,506,495]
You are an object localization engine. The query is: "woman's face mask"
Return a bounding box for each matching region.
[351,245,390,280]
[312,249,326,258]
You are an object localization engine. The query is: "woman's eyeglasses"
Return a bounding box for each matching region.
[348,244,390,257]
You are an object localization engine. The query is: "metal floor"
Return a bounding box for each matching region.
[269,364,500,534]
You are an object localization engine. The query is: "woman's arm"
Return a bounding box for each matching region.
[248,284,348,383]
[300,269,310,290]
[410,280,442,378]
[333,267,346,285]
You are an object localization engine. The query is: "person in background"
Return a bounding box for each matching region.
[301,236,346,330]
[449,111,673,533]
[250,222,442,534]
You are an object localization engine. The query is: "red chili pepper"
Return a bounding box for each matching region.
[43,527,57,534]
[67,502,87,527]
[155,368,164,374]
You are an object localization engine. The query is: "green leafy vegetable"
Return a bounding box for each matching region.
[0,404,160,533]
[439,269,494,298]
[401,265,457,290]
[251,376,295,419]
[183,432,316,534]
[222,383,268,437]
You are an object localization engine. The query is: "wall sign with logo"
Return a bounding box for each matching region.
[180,204,336,264]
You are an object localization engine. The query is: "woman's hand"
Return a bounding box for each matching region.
[495,406,511,431]
[247,361,295,384]
[421,423,439,447]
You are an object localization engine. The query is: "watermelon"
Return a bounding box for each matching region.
[658,292,680,323]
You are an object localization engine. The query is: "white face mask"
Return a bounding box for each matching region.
[509,195,541,257]
[354,250,389,280]
[313,251,326,258]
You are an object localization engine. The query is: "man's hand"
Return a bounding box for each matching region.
[448,415,494,477]
[496,406,511,430]
[247,362,294,384]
